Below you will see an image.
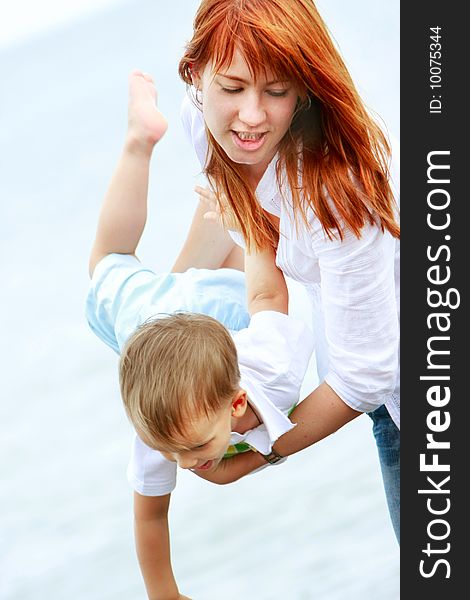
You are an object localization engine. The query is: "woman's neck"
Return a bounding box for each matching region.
[239,158,272,191]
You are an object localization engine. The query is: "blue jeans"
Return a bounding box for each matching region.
[368,405,400,544]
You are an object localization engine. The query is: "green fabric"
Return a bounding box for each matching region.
[222,402,297,459]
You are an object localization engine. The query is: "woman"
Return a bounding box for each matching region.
[173,0,400,542]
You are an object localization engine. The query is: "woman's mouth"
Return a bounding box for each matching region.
[231,130,267,151]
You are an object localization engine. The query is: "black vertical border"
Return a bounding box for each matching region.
[401,2,466,597]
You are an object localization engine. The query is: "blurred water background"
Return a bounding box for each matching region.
[0,1,399,598]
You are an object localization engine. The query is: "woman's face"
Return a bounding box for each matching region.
[197,49,298,183]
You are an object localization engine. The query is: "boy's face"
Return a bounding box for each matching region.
[147,391,247,472]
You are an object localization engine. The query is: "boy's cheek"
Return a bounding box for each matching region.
[161,451,176,463]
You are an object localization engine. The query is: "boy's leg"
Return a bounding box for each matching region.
[89,70,168,275]
[368,405,400,543]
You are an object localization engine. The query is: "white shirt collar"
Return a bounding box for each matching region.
[229,375,296,455]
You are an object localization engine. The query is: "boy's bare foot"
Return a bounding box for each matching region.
[126,69,168,154]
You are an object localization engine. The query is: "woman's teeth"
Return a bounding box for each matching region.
[236,132,264,140]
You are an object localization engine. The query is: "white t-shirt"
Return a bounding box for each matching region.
[86,253,315,497]
[181,95,400,428]
[129,310,314,496]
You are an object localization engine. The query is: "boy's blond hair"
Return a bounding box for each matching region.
[119,312,240,449]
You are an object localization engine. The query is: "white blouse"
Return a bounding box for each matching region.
[181,95,400,428]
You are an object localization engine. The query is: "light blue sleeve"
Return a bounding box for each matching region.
[85,253,172,354]
[86,253,251,355]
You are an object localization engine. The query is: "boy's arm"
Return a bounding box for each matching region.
[134,492,191,600]
[171,195,243,272]
[89,71,168,277]
[244,246,288,315]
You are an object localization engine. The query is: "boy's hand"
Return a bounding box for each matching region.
[126,69,168,155]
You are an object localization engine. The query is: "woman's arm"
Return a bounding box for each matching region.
[195,382,360,485]
[273,382,360,455]
[313,221,399,413]
[244,245,288,315]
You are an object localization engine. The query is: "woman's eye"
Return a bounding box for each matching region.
[267,89,288,97]
[222,87,243,94]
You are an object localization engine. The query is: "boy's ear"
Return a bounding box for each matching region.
[231,390,248,418]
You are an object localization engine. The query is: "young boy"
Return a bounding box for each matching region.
[86,70,314,600]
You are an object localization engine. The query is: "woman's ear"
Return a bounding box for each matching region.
[231,390,248,418]
[189,65,202,90]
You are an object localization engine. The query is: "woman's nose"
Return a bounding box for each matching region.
[238,92,266,127]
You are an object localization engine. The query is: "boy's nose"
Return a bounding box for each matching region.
[177,454,198,469]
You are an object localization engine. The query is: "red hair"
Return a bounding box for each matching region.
[179,0,400,249]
